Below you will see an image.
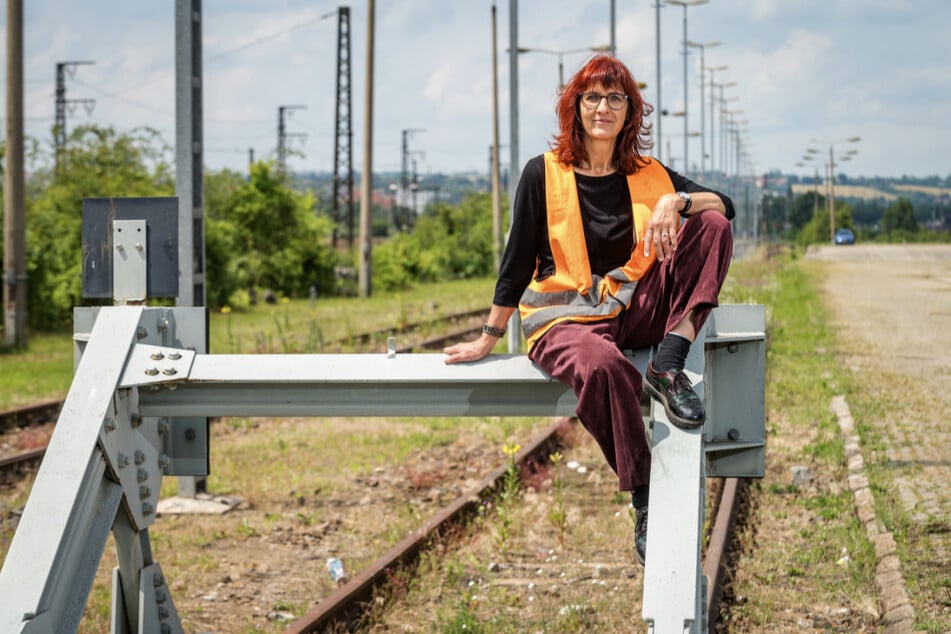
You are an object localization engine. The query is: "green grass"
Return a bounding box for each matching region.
[717,250,879,631]
[0,277,496,410]
[0,332,74,409]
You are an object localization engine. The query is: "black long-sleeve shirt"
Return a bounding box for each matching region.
[493,154,735,307]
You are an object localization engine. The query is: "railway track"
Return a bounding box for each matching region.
[0,310,485,472]
[0,312,748,632]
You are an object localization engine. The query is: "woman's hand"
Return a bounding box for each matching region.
[444,335,497,365]
[643,193,682,261]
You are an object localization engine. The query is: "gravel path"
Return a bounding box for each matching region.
[805,243,951,629]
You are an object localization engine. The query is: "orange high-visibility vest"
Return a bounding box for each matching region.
[519,151,676,349]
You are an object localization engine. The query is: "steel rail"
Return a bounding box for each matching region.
[284,417,573,633]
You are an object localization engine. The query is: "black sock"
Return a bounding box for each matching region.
[631,485,649,510]
[652,332,692,373]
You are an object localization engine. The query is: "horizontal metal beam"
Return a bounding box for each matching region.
[135,353,592,418]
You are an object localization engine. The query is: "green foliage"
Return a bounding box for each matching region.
[25,125,174,329]
[881,197,917,235]
[788,190,822,236]
[372,192,500,292]
[796,198,855,247]
[203,162,336,307]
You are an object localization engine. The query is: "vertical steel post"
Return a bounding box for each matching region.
[4,0,26,348]
[358,0,375,297]
[490,4,503,273]
[175,0,206,499]
[507,0,522,353]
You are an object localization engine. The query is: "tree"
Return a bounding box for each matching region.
[787,191,822,237]
[881,197,917,235]
[370,191,498,291]
[205,161,335,308]
[26,125,174,329]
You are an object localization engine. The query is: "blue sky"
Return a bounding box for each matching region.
[3,0,949,180]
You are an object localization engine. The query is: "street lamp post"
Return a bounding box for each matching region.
[686,40,719,177]
[516,45,612,91]
[809,136,861,243]
[666,0,708,177]
[714,90,737,175]
[705,66,728,175]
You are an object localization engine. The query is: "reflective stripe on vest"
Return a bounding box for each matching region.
[519,152,676,349]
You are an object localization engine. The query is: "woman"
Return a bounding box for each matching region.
[444,55,734,564]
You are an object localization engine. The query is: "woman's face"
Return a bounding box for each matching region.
[578,83,628,143]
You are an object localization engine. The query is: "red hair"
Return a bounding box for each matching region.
[551,55,654,174]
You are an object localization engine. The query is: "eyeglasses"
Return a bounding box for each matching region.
[580,92,629,111]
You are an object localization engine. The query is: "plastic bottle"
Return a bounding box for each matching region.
[327,557,347,584]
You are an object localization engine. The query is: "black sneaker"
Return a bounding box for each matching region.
[634,505,648,565]
[644,361,705,429]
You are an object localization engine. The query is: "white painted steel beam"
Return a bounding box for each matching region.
[135,352,599,418]
[0,307,141,632]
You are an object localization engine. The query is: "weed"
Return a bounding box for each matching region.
[547,451,568,548]
[493,443,521,554]
[436,595,485,633]
[235,518,258,539]
[271,598,300,613]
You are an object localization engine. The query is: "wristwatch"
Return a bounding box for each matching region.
[676,191,692,217]
[482,323,506,338]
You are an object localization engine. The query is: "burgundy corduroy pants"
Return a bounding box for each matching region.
[528,210,733,491]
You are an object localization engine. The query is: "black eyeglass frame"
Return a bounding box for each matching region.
[579,92,629,111]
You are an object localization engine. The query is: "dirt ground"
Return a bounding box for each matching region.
[4,244,950,632]
[804,243,951,630]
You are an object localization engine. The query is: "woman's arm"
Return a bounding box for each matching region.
[664,166,735,220]
[443,304,516,364]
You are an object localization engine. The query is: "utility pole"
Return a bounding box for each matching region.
[54,60,95,173]
[609,0,617,57]
[277,105,306,175]
[401,128,424,219]
[507,0,521,353]
[4,0,27,347]
[331,6,354,249]
[175,0,207,500]
[654,1,662,162]
[358,0,375,298]
[490,4,503,272]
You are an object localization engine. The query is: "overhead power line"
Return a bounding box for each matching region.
[204,11,336,64]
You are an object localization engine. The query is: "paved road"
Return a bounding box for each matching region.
[805,243,951,624]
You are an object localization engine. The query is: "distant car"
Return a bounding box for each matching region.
[834,228,856,245]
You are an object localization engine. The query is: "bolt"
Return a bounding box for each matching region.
[158,606,169,620]
[162,367,178,376]
[142,502,154,515]
[158,419,170,435]
[136,327,148,340]
[728,428,740,441]
[130,413,142,428]
[150,351,165,361]
[185,428,196,441]
[104,418,117,432]
[168,351,182,360]
[116,244,125,253]
[155,590,167,604]
[161,623,172,633]
[135,450,146,465]
[137,468,148,483]
[140,485,151,499]
[157,318,169,333]
[153,572,165,588]
[118,453,130,468]
[728,343,739,353]
[159,454,170,470]
[145,368,160,376]
[135,242,144,252]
